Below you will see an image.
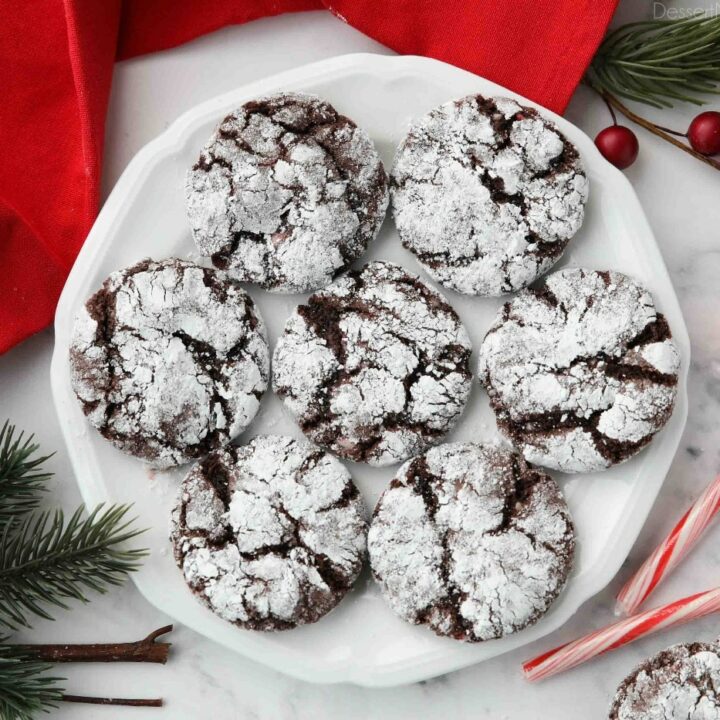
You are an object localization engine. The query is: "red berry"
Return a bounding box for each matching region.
[595,126,639,169]
[688,111,720,155]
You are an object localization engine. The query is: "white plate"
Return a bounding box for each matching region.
[50,54,689,687]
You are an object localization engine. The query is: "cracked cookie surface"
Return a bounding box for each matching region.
[609,642,720,719]
[368,442,574,642]
[69,258,269,468]
[186,92,389,293]
[478,268,680,473]
[272,260,473,466]
[390,94,588,296]
[171,434,367,630]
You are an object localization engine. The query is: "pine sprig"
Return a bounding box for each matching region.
[0,423,53,531]
[0,646,63,720]
[0,505,147,630]
[587,14,720,108]
[0,423,153,715]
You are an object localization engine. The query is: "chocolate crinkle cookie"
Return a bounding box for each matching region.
[171,435,367,631]
[478,268,680,473]
[609,642,720,719]
[186,92,389,293]
[69,258,269,468]
[390,94,588,296]
[368,442,574,642]
[272,261,473,466]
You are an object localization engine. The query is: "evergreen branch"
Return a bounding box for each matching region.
[0,505,148,630]
[0,646,64,720]
[0,627,172,717]
[587,15,720,107]
[0,422,53,531]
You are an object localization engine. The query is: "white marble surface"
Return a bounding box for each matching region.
[2,4,720,717]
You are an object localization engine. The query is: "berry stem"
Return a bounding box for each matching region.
[602,95,618,126]
[653,124,687,138]
[600,90,720,171]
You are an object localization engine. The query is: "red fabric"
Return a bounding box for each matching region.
[326,0,619,122]
[1,0,618,354]
[117,0,322,60]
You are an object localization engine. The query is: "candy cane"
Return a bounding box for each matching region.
[523,587,720,682]
[617,474,720,616]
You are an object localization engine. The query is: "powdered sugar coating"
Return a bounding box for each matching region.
[272,261,473,466]
[390,94,588,296]
[69,259,269,468]
[368,442,574,642]
[478,268,680,473]
[609,642,720,719]
[171,434,367,631]
[186,92,389,293]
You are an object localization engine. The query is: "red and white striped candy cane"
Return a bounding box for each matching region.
[523,586,720,682]
[617,474,720,616]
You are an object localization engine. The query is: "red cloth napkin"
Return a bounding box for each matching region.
[1,0,618,355]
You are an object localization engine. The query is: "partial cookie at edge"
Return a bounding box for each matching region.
[609,642,720,719]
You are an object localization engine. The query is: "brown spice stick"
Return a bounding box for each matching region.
[62,695,163,707]
[11,625,172,664]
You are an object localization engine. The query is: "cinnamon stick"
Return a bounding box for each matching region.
[62,695,163,707]
[11,625,172,664]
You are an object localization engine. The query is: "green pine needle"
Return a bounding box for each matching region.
[0,423,53,531]
[0,646,63,720]
[0,505,148,630]
[586,14,720,108]
[0,424,149,715]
